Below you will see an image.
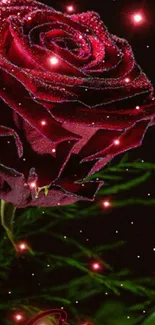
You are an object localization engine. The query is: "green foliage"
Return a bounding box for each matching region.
[142,312,155,325]
[0,200,17,249]
[0,154,155,324]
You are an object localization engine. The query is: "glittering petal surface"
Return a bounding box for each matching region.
[0,0,155,207]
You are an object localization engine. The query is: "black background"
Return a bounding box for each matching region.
[3,0,155,321]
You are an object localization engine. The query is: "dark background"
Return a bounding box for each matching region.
[3,0,155,321]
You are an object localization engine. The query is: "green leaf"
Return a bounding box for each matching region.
[118,153,129,165]
[142,312,155,325]
[0,199,17,250]
[99,172,150,195]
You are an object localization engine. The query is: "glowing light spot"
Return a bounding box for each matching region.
[136,106,140,110]
[132,13,143,24]
[27,16,32,20]
[91,262,101,271]
[41,120,47,126]
[29,182,37,189]
[67,5,74,13]
[49,56,59,65]
[17,242,28,252]
[103,200,111,208]
[79,35,82,39]
[52,148,56,153]
[14,313,23,322]
[125,77,130,83]
[114,139,120,145]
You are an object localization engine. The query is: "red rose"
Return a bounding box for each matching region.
[0,0,155,207]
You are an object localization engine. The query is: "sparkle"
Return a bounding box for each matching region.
[136,106,140,110]
[114,139,120,145]
[79,35,83,39]
[103,200,111,208]
[29,182,37,189]
[125,77,130,83]
[66,5,74,13]
[91,262,101,271]
[27,16,32,20]
[14,314,23,322]
[17,242,28,252]
[49,56,59,65]
[41,120,47,126]
[52,148,56,153]
[133,13,143,23]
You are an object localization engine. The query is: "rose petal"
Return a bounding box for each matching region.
[0,163,28,207]
[0,125,23,157]
[0,0,49,9]
[48,100,155,130]
[82,119,151,162]
[0,66,80,143]
[55,178,103,201]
